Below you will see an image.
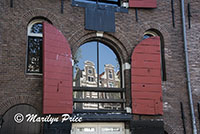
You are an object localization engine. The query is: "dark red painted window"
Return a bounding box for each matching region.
[131,36,163,115]
[129,0,157,8]
[43,22,73,114]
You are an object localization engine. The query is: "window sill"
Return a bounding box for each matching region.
[25,72,43,76]
[25,72,43,79]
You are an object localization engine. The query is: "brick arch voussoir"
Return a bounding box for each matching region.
[15,8,64,43]
[134,21,171,47]
[69,29,129,63]
[18,8,63,29]
[0,95,41,115]
[68,26,130,62]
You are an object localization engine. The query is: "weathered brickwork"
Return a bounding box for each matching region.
[0,0,200,133]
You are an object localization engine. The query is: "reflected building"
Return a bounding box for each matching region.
[74,60,120,88]
[73,60,121,110]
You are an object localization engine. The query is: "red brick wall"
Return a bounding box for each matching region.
[0,0,199,133]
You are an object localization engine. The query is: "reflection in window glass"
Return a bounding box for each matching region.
[74,0,120,6]
[30,23,43,34]
[73,41,121,111]
[143,34,154,40]
[74,103,122,110]
[27,20,44,73]
[73,41,120,87]
[27,35,43,73]
[101,127,120,132]
[77,127,96,132]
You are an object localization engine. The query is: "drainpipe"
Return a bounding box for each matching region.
[180,0,197,134]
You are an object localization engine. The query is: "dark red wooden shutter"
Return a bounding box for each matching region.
[43,22,73,114]
[131,36,163,115]
[129,0,157,8]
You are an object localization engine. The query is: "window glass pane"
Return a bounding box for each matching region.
[101,127,121,132]
[99,43,120,88]
[27,37,42,73]
[74,103,122,110]
[30,23,43,34]
[74,91,121,99]
[74,42,97,87]
[75,0,119,6]
[77,127,96,132]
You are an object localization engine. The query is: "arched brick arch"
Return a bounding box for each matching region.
[8,8,66,44]
[70,31,129,63]
[18,8,63,30]
[164,123,176,134]
[134,21,171,48]
[0,95,42,115]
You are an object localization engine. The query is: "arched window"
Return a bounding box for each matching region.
[26,19,44,73]
[143,30,166,81]
[73,41,124,111]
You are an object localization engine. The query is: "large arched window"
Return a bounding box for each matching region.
[143,30,166,81]
[26,19,44,73]
[73,41,124,112]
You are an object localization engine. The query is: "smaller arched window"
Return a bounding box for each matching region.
[143,30,166,81]
[26,20,44,73]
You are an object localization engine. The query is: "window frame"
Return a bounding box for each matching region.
[73,40,125,113]
[26,19,44,75]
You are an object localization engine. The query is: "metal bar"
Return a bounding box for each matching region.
[180,102,186,134]
[97,41,99,87]
[74,109,126,113]
[198,102,200,133]
[73,87,125,92]
[135,8,138,22]
[171,0,175,27]
[188,3,191,29]
[73,98,125,103]
[181,0,197,133]
[10,0,13,8]
[97,41,100,109]
[61,0,64,14]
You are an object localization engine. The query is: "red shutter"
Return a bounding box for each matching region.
[129,0,157,8]
[43,22,73,114]
[131,36,163,115]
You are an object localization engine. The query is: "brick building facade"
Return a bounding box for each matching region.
[0,0,200,134]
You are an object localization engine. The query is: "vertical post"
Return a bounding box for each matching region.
[181,0,197,133]
[198,102,200,133]
[171,0,175,28]
[97,41,100,109]
[135,8,138,22]
[188,3,191,29]
[10,0,13,8]
[180,102,186,134]
[61,0,64,14]
[97,41,99,88]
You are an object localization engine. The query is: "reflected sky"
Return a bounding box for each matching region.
[74,41,119,74]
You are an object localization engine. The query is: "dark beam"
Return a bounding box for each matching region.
[135,8,138,22]
[171,0,175,28]
[73,87,125,92]
[10,0,13,8]
[180,102,186,134]
[74,98,125,103]
[61,0,64,14]
[188,3,191,29]
[74,109,126,113]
